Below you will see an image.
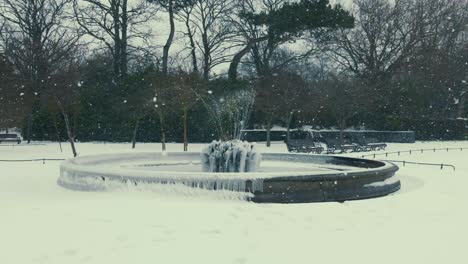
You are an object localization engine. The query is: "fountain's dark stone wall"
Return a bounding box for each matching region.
[250,154,400,203]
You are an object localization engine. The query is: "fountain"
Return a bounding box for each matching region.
[201,140,261,173]
[58,139,400,203]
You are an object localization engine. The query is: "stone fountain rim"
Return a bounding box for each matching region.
[60,151,398,181]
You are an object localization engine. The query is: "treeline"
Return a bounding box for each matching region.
[0,0,467,155]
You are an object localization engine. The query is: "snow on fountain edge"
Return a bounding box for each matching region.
[58,152,399,197]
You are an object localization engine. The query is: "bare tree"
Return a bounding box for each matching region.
[0,54,26,130]
[118,70,154,149]
[273,70,308,143]
[227,0,273,81]
[228,0,354,80]
[149,0,195,75]
[0,0,80,143]
[146,71,172,151]
[417,0,468,119]
[453,44,468,118]
[161,0,175,75]
[46,58,81,157]
[329,0,468,121]
[325,0,463,81]
[191,0,236,80]
[174,1,199,73]
[174,0,236,79]
[322,76,361,146]
[171,70,200,151]
[74,0,157,79]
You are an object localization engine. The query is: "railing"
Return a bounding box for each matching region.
[0,143,47,146]
[382,160,456,171]
[360,147,468,159]
[355,147,467,170]
[0,158,65,164]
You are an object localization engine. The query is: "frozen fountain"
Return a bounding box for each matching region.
[201,140,261,173]
[58,141,400,203]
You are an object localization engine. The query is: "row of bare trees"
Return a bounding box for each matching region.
[0,0,82,155]
[327,0,468,119]
[1,0,467,154]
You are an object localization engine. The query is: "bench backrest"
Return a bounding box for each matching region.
[288,139,315,146]
[0,134,19,139]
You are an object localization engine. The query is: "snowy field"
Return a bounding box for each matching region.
[1,141,468,264]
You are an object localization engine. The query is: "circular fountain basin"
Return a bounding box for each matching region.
[58,152,399,203]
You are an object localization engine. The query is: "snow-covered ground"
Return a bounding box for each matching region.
[1,141,467,264]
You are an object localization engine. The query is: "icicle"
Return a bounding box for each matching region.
[201,140,261,173]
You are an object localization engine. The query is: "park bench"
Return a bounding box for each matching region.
[355,137,387,151]
[286,130,387,154]
[0,133,21,144]
[326,144,361,154]
[286,139,324,154]
[365,142,387,151]
[324,138,361,154]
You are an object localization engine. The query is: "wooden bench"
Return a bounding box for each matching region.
[0,134,21,144]
[326,144,361,154]
[323,138,361,154]
[287,131,387,155]
[286,139,324,154]
[364,142,387,151]
[355,138,387,151]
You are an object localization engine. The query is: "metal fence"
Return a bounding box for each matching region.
[0,158,65,164]
[382,160,456,171]
[356,147,468,171]
[360,147,468,159]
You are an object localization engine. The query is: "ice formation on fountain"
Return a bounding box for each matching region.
[201,140,262,173]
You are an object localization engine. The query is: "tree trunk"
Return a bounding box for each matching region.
[162,0,175,75]
[202,32,210,80]
[111,0,121,79]
[185,18,198,73]
[228,44,252,81]
[120,0,128,78]
[131,118,140,149]
[339,128,343,147]
[26,112,33,144]
[62,110,77,157]
[56,99,77,157]
[228,36,269,80]
[458,93,466,118]
[286,111,294,144]
[159,113,166,152]
[51,114,63,152]
[339,118,346,147]
[183,108,188,151]
[266,125,271,147]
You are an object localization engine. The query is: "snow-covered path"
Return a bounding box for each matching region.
[1,141,467,264]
